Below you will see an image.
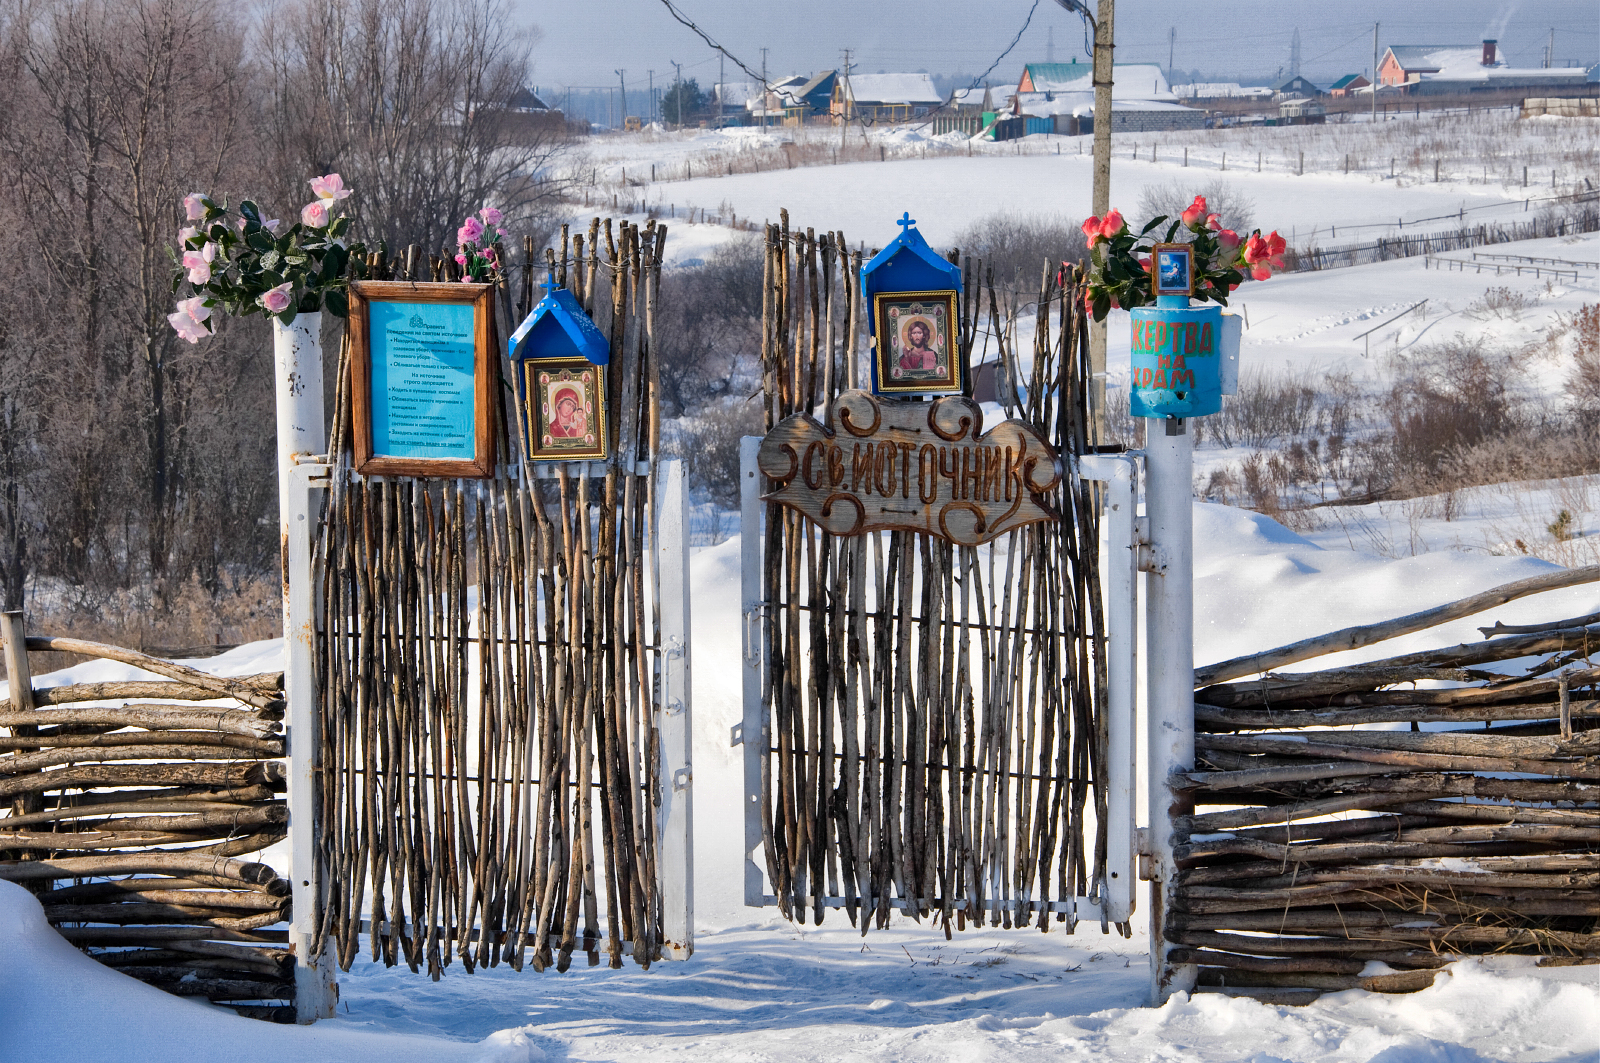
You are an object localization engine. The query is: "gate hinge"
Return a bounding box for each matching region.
[672,767,692,792]
[665,635,686,660]
[730,723,744,746]
[1134,517,1161,574]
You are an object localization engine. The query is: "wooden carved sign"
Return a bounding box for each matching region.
[757,390,1061,545]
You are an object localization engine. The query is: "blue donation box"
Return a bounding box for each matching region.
[1128,300,1223,419]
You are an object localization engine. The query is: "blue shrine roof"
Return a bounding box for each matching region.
[861,213,962,297]
[509,283,610,365]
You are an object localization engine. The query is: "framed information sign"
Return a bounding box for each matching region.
[348,281,498,478]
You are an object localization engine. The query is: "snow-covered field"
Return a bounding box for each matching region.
[4,117,1600,1062]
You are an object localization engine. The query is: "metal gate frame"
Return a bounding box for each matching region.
[276,323,694,1023]
[737,436,1138,926]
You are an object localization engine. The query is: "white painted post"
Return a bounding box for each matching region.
[272,313,336,1022]
[1079,454,1139,925]
[738,436,766,907]
[655,458,694,958]
[1143,418,1196,1004]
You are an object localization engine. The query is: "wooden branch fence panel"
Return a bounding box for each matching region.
[313,218,677,976]
[750,212,1112,933]
[0,613,297,1022]
[1178,593,1600,1003]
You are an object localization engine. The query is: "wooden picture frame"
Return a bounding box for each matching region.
[872,289,960,395]
[524,358,608,461]
[1152,243,1194,298]
[348,281,498,478]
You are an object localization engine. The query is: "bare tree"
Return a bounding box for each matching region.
[261,0,573,253]
[0,0,269,599]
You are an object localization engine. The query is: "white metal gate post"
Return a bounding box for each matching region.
[1078,454,1139,925]
[737,436,765,906]
[656,458,694,958]
[272,314,337,1022]
[1143,418,1197,1003]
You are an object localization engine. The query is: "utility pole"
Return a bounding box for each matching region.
[1545,28,1554,68]
[1090,0,1114,444]
[760,47,769,127]
[648,70,655,126]
[1168,27,1175,74]
[616,69,628,123]
[1372,23,1378,124]
[718,50,725,126]
[671,61,683,129]
[840,48,853,146]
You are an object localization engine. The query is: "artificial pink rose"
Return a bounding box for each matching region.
[301,200,329,228]
[178,296,210,324]
[1136,254,1150,272]
[480,207,504,225]
[202,241,217,263]
[1217,229,1242,252]
[1243,233,1269,264]
[168,297,211,343]
[309,174,352,202]
[183,193,209,221]
[1251,264,1273,281]
[458,216,485,245]
[263,218,281,234]
[178,225,197,244]
[1205,213,1221,231]
[1100,209,1126,238]
[1080,215,1102,247]
[182,250,211,285]
[1181,195,1207,228]
[1228,282,1240,291]
[258,282,293,314]
[454,253,468,267]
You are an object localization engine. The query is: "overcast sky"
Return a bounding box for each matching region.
[514,0,1598,93]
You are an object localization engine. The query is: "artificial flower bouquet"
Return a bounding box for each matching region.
[168,174,362,343]
[1078,196,1285,322]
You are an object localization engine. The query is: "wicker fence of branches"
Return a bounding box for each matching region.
[1174,570,1600,1003]
[0,617,295,1020]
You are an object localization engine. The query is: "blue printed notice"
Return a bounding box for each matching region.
[370,301,477,460]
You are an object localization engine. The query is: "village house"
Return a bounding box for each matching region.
[1378,40,1590,95]
[1273,74,1321,100]
[1327,73,1371,98]
[832,73,942,123]
[1006,60,1204,135]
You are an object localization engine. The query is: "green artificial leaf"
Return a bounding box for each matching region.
[325,290,349,318]
[240,200,260,222]
[260,250,281,271]
[1140,215,1168,236]
[247,231,275,252]
[277,307,297,327]
[1164,220,1181,243]
[1092,291,1112,322]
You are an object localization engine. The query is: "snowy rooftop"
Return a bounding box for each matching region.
[840,73,940,105]
[1173,82,1275,99]
[1012,91,1197,117]
[1024,62,1171,98]
[1392,46,1589,83]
